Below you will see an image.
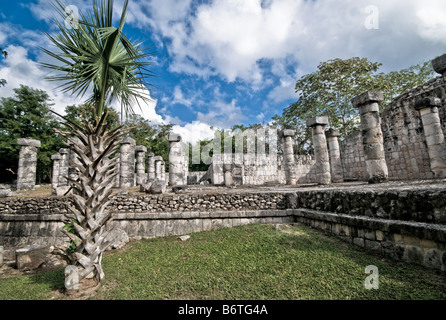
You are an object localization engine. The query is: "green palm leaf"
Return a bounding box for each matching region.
[40,0,154,122]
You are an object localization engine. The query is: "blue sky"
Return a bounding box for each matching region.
[1,0,446,144]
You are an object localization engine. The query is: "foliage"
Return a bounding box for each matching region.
[40,0,154,121]
[270,114,313,155]
[0,85,64,183]
[282,58,435,138]
[64,104,120,130]
[122,113,172,166]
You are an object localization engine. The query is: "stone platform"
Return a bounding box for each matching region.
[0,179,445,272]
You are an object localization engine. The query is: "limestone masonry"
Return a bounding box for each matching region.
[2,54,446,273]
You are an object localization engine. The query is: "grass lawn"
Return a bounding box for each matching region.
[0,223,445,300]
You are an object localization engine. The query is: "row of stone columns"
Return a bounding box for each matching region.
[50,134,186,194]
[280,84,445,185]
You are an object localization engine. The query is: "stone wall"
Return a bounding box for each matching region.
[339,132,366,180]
[340,76,446,181]
[1,182,446,272]
[210,153,317,185]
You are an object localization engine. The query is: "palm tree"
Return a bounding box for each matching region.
[40,0,153,291]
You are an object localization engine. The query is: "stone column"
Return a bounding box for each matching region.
[183,154,189,185]
[58,148,70,187]
[51,153,62,195]
[325,128,344,183]
[415,97,446,178]
[16,138,41,190]
[160,161,166,181]
[68,141,80,185]
[147,152,155,182]
[120,137,136,188]
[306,117,331,185]
[168,133,184,187]
[352,91,388,184]
[223,164,233,186]
[280,130,296,185]
[135,146,147,186]
[154,156,163,180]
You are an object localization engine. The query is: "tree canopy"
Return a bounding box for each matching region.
[279,57,435,144]
[0,85,64,183]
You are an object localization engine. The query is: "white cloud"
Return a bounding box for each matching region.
[172,85,193,107]
[0,45,80,114]
[196,99,247,129]
[137,0,446,104]
[171,121,216,145]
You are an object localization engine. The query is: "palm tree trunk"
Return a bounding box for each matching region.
[55,111,123,286]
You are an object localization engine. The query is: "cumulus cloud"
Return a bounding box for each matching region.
[127,0,446,105]
[171,121,216,145]
[196,99,247,129]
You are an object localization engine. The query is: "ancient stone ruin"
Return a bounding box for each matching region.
[1,54,446,275]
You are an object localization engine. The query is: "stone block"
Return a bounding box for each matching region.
[168,133,182,142]
[15,245,51,270]
[135,145,147,152]
[414,97,442,111]
[432,53,446,74]
[424,249,442,270]
[121,136,136,145]
[17,138,41,148]
[351,91,384,107]
[279,129,295,138]
[306,116,329,128]
[325,128,340,138]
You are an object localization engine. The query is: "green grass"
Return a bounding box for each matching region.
[0,223,445,300]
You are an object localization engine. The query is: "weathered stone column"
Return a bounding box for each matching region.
[415,97,446,178]
[168,133,184,187]
[16,138,41,190]
[306,117,331,185]
[280,130,296,185]
[51,153,62,195]
[154,156,164,180]
[160,161,166,181]
[120,137,136,188]
[183,154,189,185]
[135,146,147,185]
[223,164,233,186]
[325,128,344,183]
[58,148,70,187]
[352,91,388,184]
[147,152,155,182]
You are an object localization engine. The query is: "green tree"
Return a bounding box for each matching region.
[270,114,313,155]
[123,113,172,167]
[281,57,435,140]
[40,0,154,290]
[284,57,381,137]
[64,104,120,130]
[0,85,63,183]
